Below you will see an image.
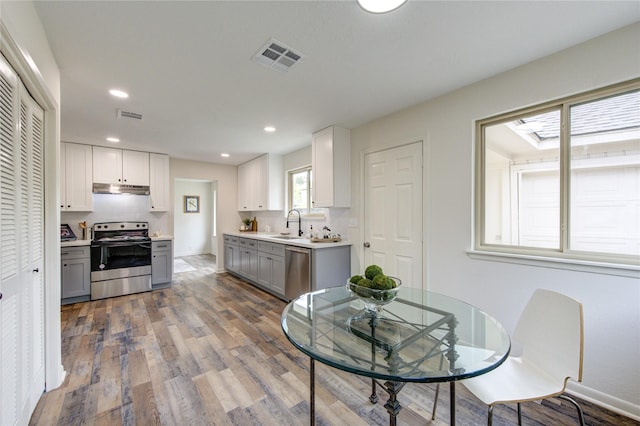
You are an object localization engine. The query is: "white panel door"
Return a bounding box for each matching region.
[364,142,423,289]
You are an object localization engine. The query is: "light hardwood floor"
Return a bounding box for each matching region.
[30,255,637,425]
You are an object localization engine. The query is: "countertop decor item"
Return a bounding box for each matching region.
[309,237,342,243]
[60,224,77,241]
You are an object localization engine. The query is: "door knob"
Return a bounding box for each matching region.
[33,268,39,272]
[363,242,371,248]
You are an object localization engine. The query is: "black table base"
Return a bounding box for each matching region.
[309,358,458,426]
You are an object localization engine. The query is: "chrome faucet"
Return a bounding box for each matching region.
[286,209,303,237]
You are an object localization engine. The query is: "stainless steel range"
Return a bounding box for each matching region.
[90,221,152,300]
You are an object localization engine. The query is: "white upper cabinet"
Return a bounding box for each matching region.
[149,153,170,211]
[312,125,350,208]
[237,161,252,211]
[237,154,283,211]
[93,146,149,186]
[60,142,93,211]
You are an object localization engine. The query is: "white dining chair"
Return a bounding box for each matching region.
[432,289,585,425]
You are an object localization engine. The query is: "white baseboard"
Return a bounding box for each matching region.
[566,382,640,421]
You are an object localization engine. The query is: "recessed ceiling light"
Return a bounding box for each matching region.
[106,137,120,143]
[264,126,276,133]
[109,89,129,98]
[220,153,230,158]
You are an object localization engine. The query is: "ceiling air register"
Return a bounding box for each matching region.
[253,39,303,73]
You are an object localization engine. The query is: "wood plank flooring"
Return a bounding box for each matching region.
[30,254,638,426]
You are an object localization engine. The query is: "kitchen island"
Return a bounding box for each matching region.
[223,232,351,301]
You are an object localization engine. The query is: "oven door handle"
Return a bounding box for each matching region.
[93,242,152,249]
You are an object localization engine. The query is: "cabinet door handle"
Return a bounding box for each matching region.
[0,292,2,300]
[363,242,371,248]
[63,264,67,267]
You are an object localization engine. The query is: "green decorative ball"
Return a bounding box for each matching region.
[364,264,383,280]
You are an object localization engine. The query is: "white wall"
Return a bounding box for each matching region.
[173,180,212,256]
[1,1,65,392]
[349,23,640,417]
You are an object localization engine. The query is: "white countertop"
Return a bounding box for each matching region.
[150,235,174,241]
[224,231,352,249]
[61,239,91,247]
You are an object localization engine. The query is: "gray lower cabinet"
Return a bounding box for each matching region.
[239,238,258,282]
[152,240,173,287]
[61,245,91,304]
[257,241,285,297]
[223,233,350,301]
[224,235,241,273]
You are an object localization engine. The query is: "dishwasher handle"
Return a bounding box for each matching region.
[285,245,311,254]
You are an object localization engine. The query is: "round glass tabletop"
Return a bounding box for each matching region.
[281,286,511,383]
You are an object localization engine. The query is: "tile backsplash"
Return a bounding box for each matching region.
[61,194,170,239]
[242,208,352,241]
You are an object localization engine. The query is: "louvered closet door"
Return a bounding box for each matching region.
[19,80,45,414]
[0,53,45,425]
[1,52,22,426]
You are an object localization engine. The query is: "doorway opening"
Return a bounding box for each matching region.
[173,179,218,271]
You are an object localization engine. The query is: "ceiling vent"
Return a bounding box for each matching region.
[117,109,143,121]
[253,38,303,73]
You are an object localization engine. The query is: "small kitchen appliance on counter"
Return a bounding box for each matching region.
[90,221,152,300]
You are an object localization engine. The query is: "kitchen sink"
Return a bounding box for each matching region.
[270,235,300,240]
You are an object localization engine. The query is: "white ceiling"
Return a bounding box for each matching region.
[33,1,640,165]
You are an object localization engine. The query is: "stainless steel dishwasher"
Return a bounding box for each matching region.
[285,245,311,300]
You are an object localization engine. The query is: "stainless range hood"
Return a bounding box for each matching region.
[92,183,150,195]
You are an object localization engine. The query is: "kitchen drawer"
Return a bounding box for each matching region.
[240,238,257,249]
[271,243,285,257]
[258,241,285,256]
[61,246,90,260]
[224,234,240,245]
[152,241,171,252]
[257,241,272,253]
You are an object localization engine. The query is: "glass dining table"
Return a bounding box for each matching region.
[281,285,511,425]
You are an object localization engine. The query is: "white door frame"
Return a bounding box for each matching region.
[1,22,65,397]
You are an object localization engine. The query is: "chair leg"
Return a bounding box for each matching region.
[487,405,494,426]
[557,394,586,426]
[517,402,522,425]
[431,383,440,420]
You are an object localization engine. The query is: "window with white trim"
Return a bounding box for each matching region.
[288,166,313,214]
[475,80,640,266]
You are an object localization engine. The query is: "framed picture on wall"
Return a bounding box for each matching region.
[184,195,200,213]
